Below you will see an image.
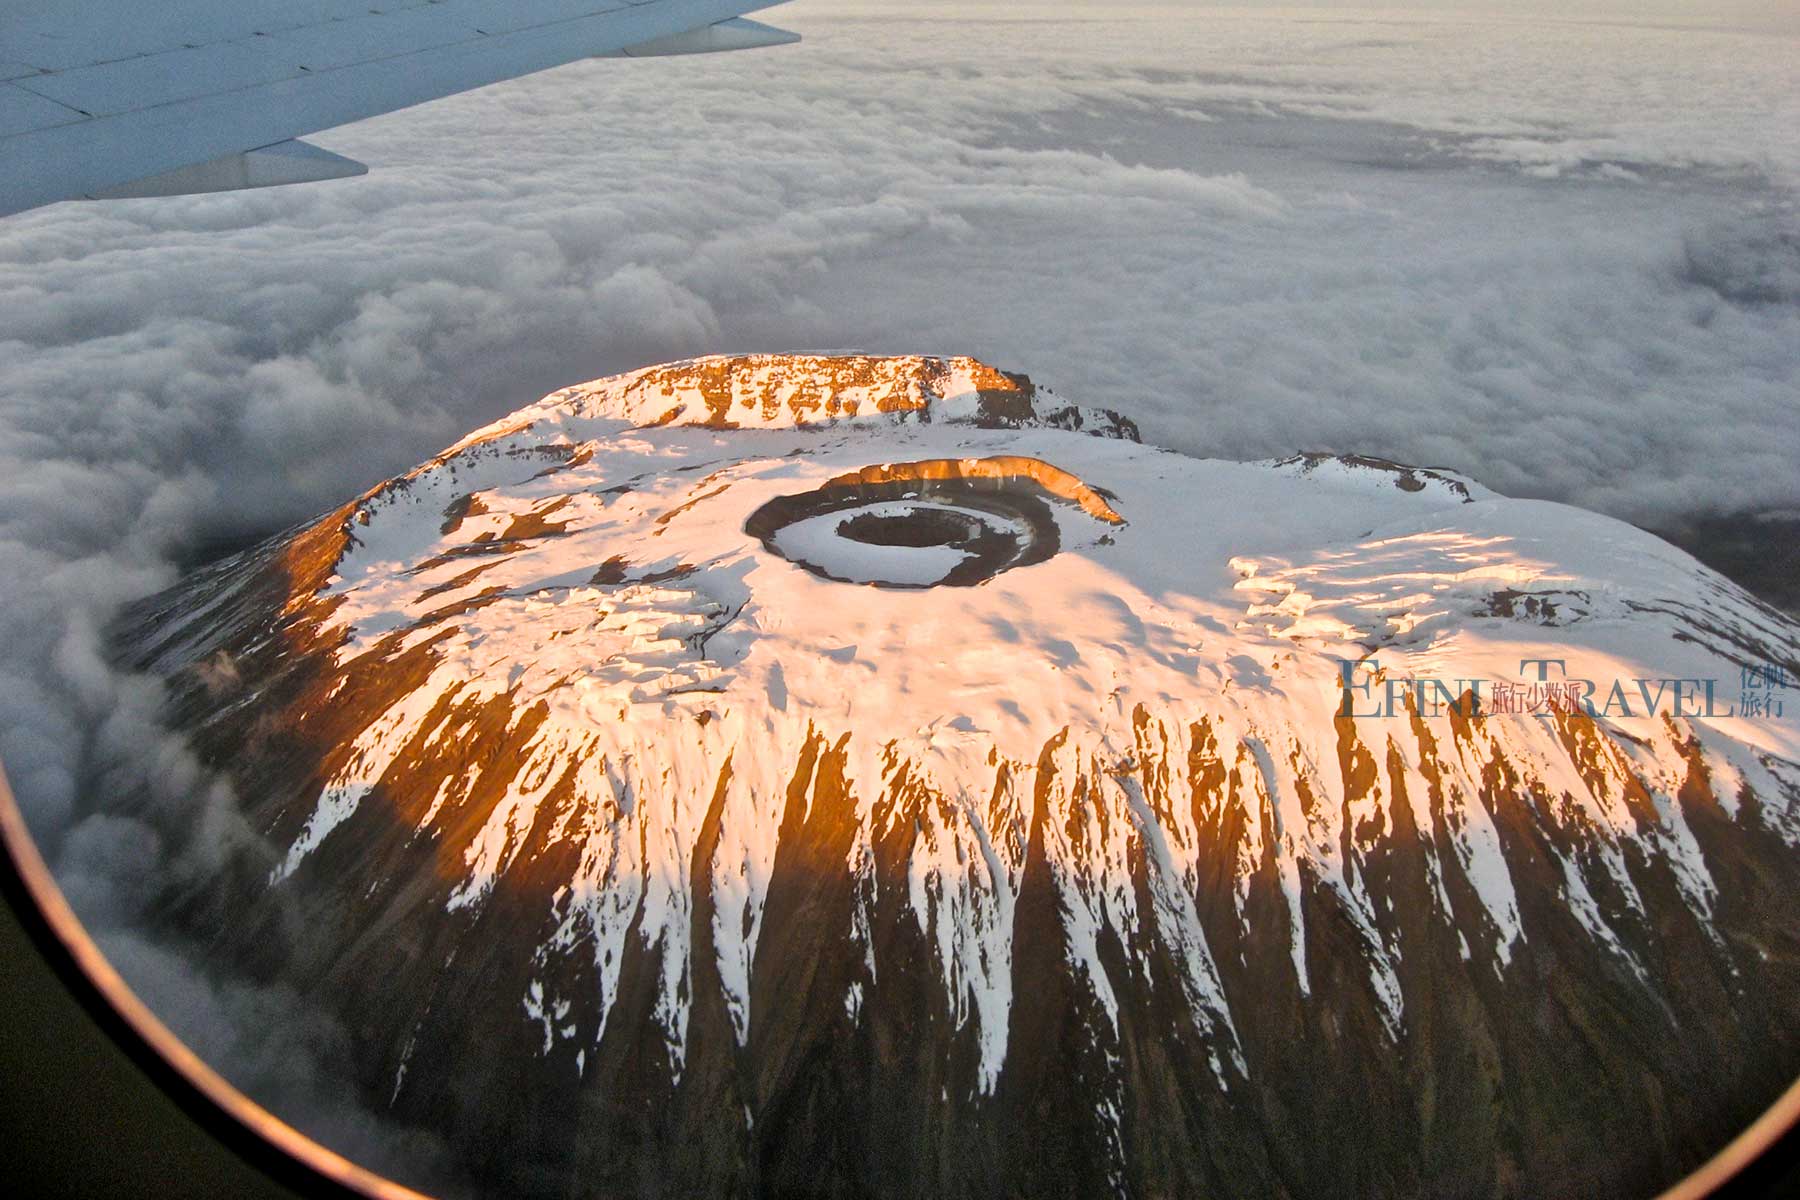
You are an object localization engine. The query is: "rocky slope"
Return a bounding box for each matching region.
[120,354,1800,1198]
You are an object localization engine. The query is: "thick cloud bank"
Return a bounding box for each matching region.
[0,2,1795,1188]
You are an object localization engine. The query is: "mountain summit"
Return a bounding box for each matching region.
[124,354,1800,1198]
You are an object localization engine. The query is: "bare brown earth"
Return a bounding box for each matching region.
[613,356,1038,429]
[817,456,1125,525]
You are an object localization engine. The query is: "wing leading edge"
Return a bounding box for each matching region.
[0,1,796,217]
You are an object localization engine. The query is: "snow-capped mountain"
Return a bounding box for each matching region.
[123,355,1800,1198]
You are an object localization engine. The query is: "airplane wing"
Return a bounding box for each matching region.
[0,0,797,217]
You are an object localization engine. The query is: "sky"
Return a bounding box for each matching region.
[0,0,1796,1187]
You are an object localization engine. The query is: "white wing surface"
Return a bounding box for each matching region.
[0,0,796,216]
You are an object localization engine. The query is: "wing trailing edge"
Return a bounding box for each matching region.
[85,138,367,201]
[605,17,800,57]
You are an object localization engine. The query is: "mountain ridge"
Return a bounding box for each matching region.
[116,354,1800,1198]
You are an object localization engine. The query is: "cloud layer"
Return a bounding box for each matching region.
[0,2,1795,1187]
